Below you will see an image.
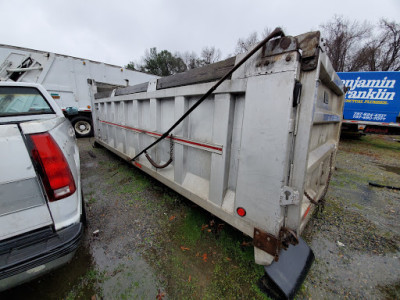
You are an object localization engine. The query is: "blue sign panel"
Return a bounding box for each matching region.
[337,72,400,123]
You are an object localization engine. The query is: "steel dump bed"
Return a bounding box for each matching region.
[92,31,345,268]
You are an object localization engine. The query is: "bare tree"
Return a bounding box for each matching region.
[260,27,272,39]
[200,46,222,65]
[378,19,400,71]
[235,31,259,55]
[348,45,380,71]
[179,51,202,69]
[345,19,400,71]
[320,15,371,72]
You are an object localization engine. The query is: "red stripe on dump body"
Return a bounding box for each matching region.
[99,120,223,152]
[302,205,311,221]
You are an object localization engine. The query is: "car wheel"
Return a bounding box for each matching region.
[71,116,93,138]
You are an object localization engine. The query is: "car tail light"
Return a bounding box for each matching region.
[30,133,76,201]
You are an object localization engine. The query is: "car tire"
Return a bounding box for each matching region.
[71,116,93,138]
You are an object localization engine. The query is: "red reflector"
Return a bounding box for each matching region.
[30,133,76,201]
[237,207,246,217]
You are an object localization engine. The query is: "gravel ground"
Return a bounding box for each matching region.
[300,134,400,299]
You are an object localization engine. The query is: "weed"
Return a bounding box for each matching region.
[63,268,106,299]
[377,281,400,300]
[175,209,207,247]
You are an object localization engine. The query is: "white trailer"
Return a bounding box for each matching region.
[91,29,345,298]
[0,44,158,137]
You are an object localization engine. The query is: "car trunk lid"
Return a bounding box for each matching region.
[0,124,53,240]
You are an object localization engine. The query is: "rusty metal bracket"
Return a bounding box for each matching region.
[254,228,280,261]
[254,227,300,262]
[296,31,321,71]
[279,227,299,250]
[262,36,298,58]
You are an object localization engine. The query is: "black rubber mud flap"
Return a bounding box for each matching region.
[259,237,314,300]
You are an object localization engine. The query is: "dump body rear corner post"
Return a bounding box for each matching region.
[285,64,321,231]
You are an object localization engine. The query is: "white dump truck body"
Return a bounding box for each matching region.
[0,44,158,136]
[92,31,345,267]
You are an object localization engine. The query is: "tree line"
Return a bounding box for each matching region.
[126,16,399,76]
[126,46,222,76]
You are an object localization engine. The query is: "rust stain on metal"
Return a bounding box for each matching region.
[296,31,321,71]
[257,52,288,68]
[254,227,300,261]
[279,227,299,250]
[253,228,280,261]
[262,36,297,58]
[296,31,320,59]
[280,37,292,50]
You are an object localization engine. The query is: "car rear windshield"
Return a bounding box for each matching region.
[0,86,54,117]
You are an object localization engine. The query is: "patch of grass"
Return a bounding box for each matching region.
[162,193,175,205]
[175,209,207,247]
[132,175,151,193]
[364,135,400,151]
[330,171,359,189]
[216,226,254,263]
[350,202,364,210]
[205,255,267,300]
[339,135,400,164]
[142,203,270,299]
[63,268,106,300]
[102,164,152,195]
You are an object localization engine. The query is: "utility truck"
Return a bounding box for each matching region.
[338,71,400,134]
[91,29,345,299]
[0,44,158,137]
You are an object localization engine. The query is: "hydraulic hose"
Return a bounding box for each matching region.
[132,27,285,162]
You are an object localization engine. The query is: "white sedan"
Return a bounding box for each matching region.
[0,82,85,291]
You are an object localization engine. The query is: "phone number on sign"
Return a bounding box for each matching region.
[352,112,387,121]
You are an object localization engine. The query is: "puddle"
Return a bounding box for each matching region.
[91,245,162,299]
[376,163,400,176]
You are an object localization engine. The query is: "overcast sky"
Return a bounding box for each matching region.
[1,0,399,67]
